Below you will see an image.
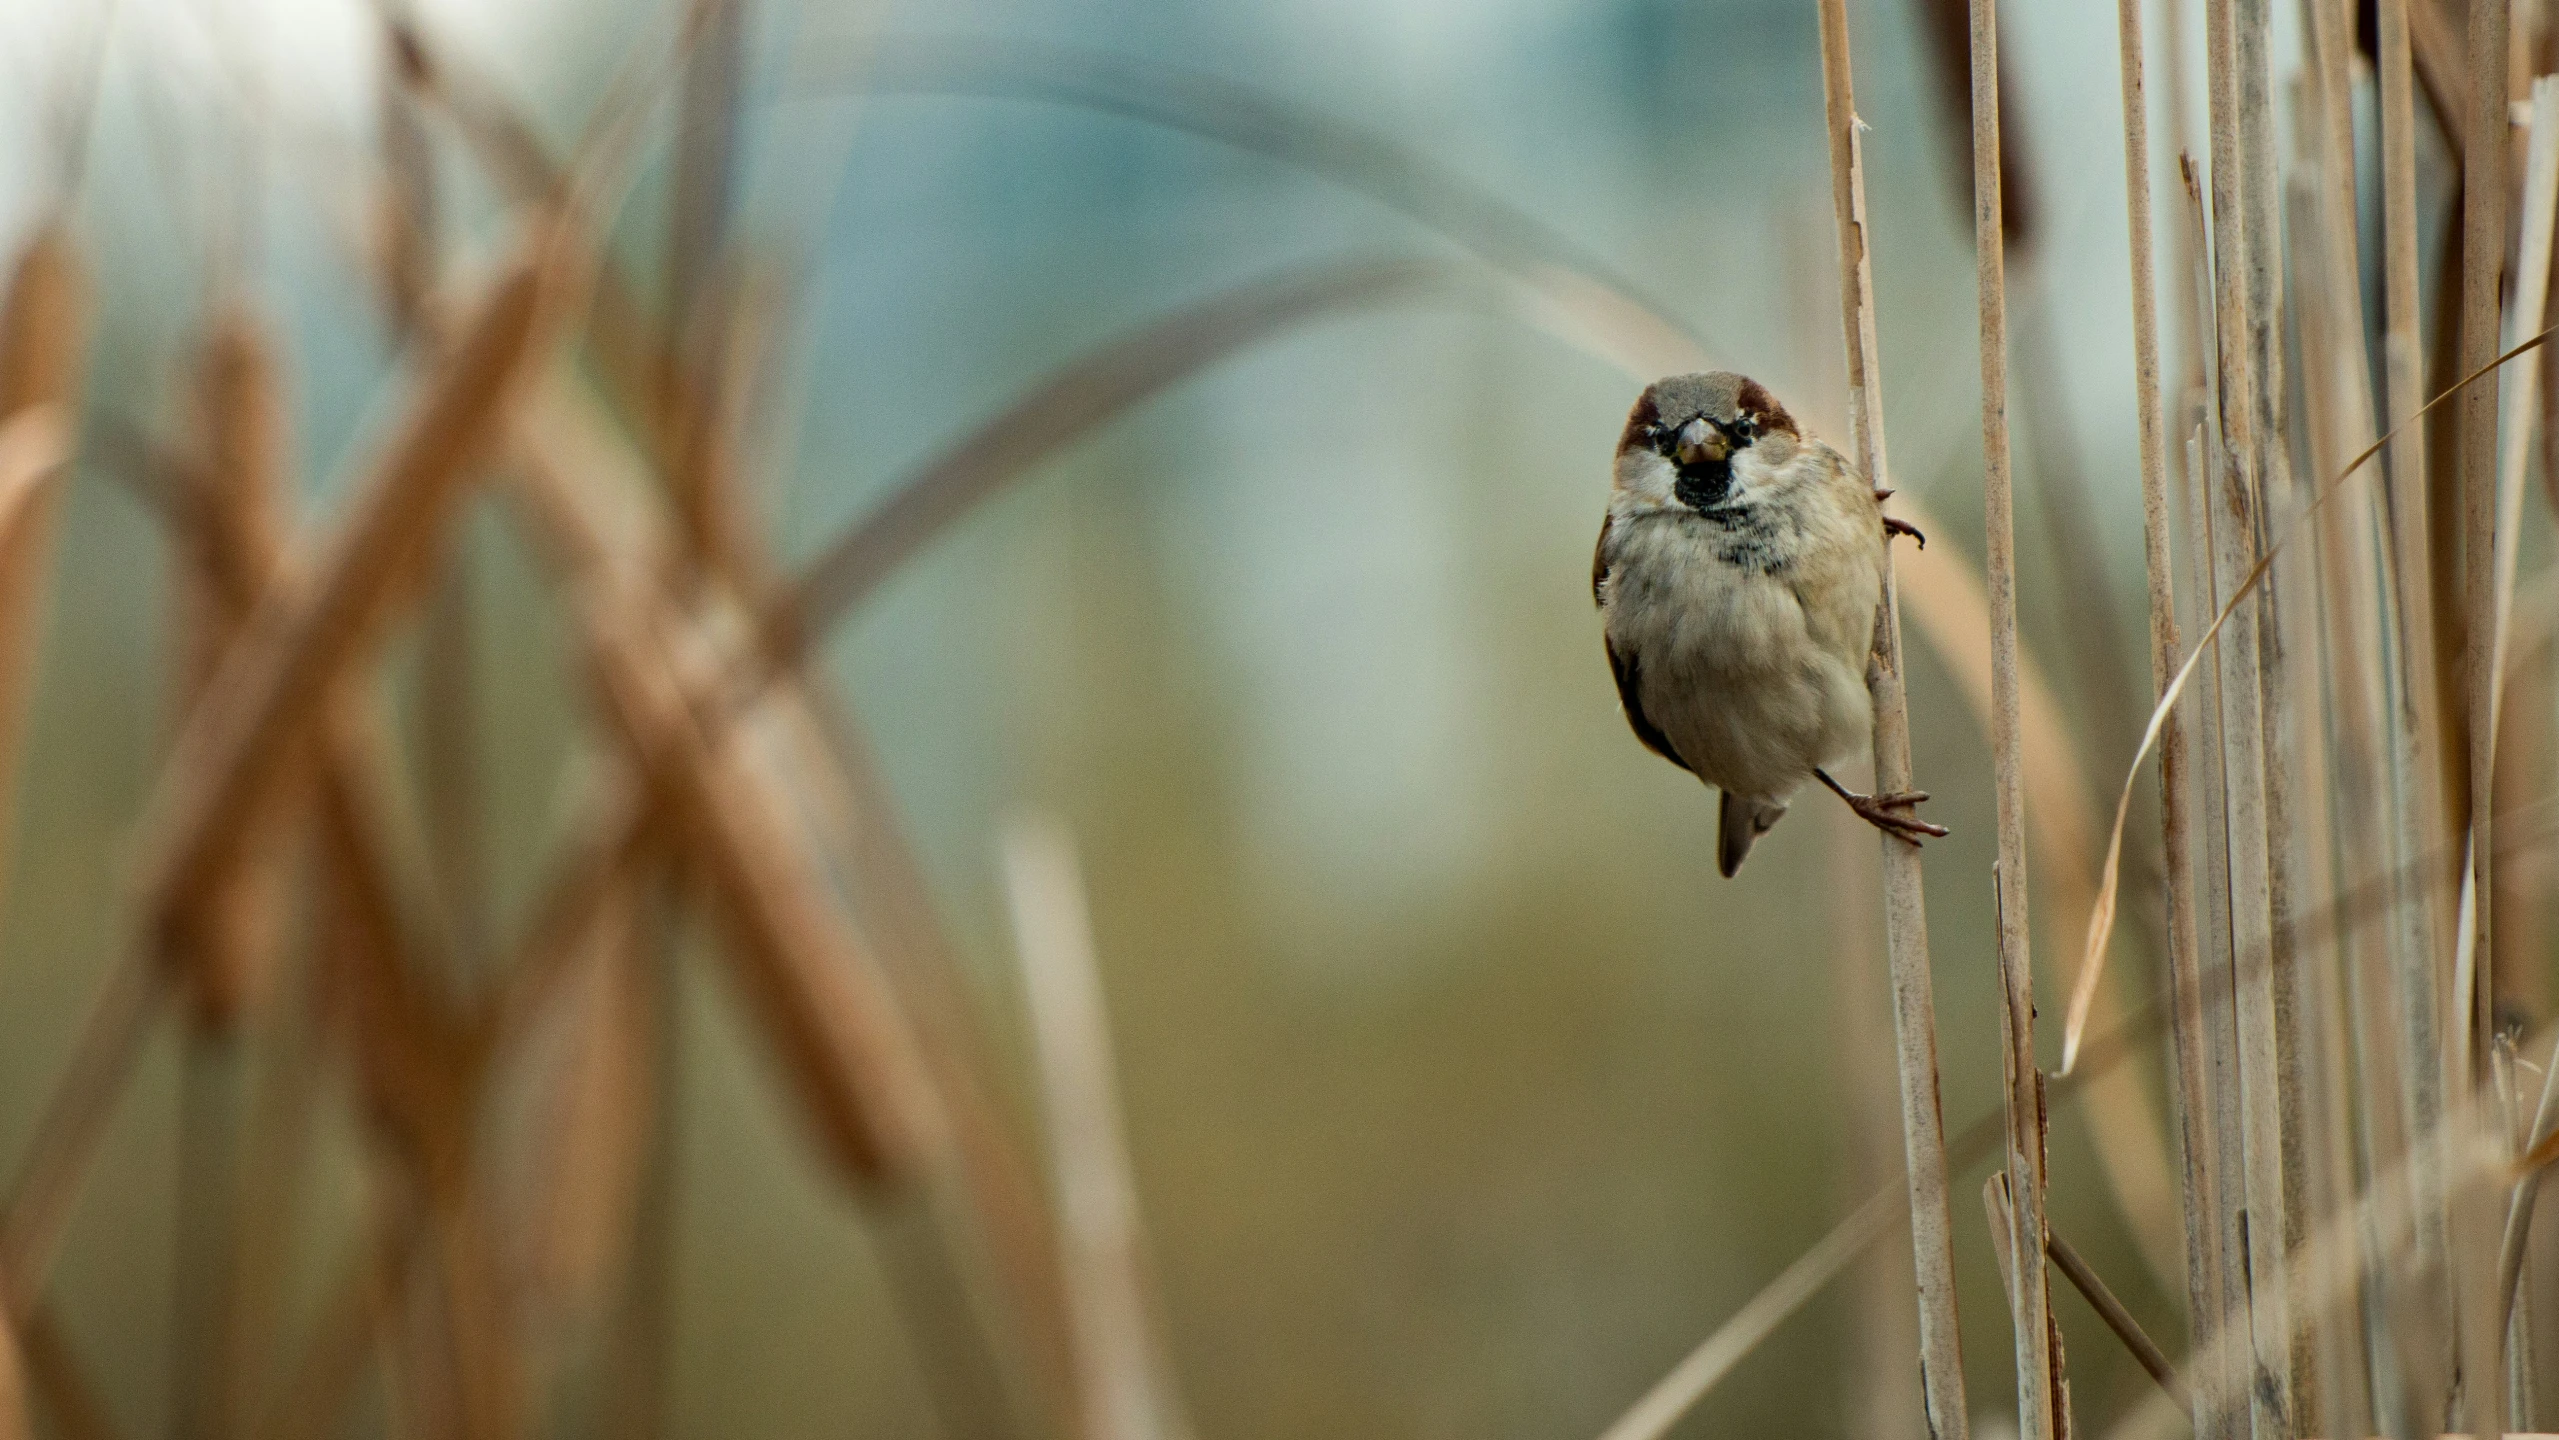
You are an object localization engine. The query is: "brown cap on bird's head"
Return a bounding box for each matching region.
[1617,372,1797,459]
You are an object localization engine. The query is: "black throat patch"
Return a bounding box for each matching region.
[1696,505,1793,575]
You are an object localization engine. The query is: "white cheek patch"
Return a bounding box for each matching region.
[1615,449,1678,505]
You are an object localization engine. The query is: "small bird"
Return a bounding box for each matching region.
[1593,371,1945,875]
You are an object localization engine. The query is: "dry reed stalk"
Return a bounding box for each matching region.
[2375,0,2462,1410]
[2491,81,2559,762]
[2104,1110,2521,1440]
[0,945,158,1323]
[1965,0,2058,1427]
[1886,502,2186,1284]
[157,326,290,1440]
[2409,0,2479,154]
[2457,0,2517,1426]
[1000,817,1194,1440]
[488,363,1084,1433]
[2282,145,2379,1438]
[2498,1024,2559,1332]
[2463,0,2516,1077]
[1827,792,1921,1440]
[0,220,85,921]
[665,0,747,577]
[139,232,563,963]
[757,698,1088,1430]
[2232,0,2320,1417]
[2068,321,2559,1434]
[377,16,441,337]
[511,370,1042,1440]
[510,388,945,1191]
[2195,0,2296,1419]
[2177,149,2255,1436]
[2046,1224,2188,1410]
[2109,0,2224,1427]
[1594,786,2559,1440]
[176,308,295,1025]
[1814,3,1968,1434]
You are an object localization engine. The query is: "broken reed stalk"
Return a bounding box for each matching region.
[1814,2,1968,1435]
[2107,0,2223,1431]
[1000,817,1194,1440]
[1964,0,2058,1430]
[2044,1226,2187,1411]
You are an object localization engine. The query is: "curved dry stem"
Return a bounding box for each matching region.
[764,257,1454,663]
[2066,321,2559,1073]
[1597,792,2559,1440]
[793,35,1698,348]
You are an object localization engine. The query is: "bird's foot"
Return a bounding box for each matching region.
[1883,515,1926,549]
[1817,769,1949,847]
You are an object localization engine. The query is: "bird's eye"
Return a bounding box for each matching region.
[1730,413,1760,443]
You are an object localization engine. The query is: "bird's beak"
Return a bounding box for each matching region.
[1673,418,1726,468]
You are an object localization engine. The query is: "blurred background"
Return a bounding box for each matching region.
[0,0,2310,1435]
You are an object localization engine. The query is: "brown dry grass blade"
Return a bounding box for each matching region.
[768,258,1448,661]
[2063,321,2559,1074]
[511,381,945,1187]
[172,307,295,1028]
[0,221,88,920]
[136,229,565,950]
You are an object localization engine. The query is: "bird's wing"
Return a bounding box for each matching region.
[1591,511,1613,606]
[1605,634,1691,775]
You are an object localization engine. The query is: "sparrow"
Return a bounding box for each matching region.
[1592,371,1945,876]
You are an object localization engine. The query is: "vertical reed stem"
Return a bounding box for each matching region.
[2112,8,2225,1434]
[1816,4,1969,1435]
[1966,0,2056,1431]
[2457,0,2515,1426]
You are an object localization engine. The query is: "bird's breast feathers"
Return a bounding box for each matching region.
[1596,443,1882,797]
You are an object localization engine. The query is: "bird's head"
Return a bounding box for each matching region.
[1613,371,1803,513]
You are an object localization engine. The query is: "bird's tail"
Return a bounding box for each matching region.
[1717,791,1787,877]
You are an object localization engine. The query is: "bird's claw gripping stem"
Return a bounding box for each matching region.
[1817,769,1949,847]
